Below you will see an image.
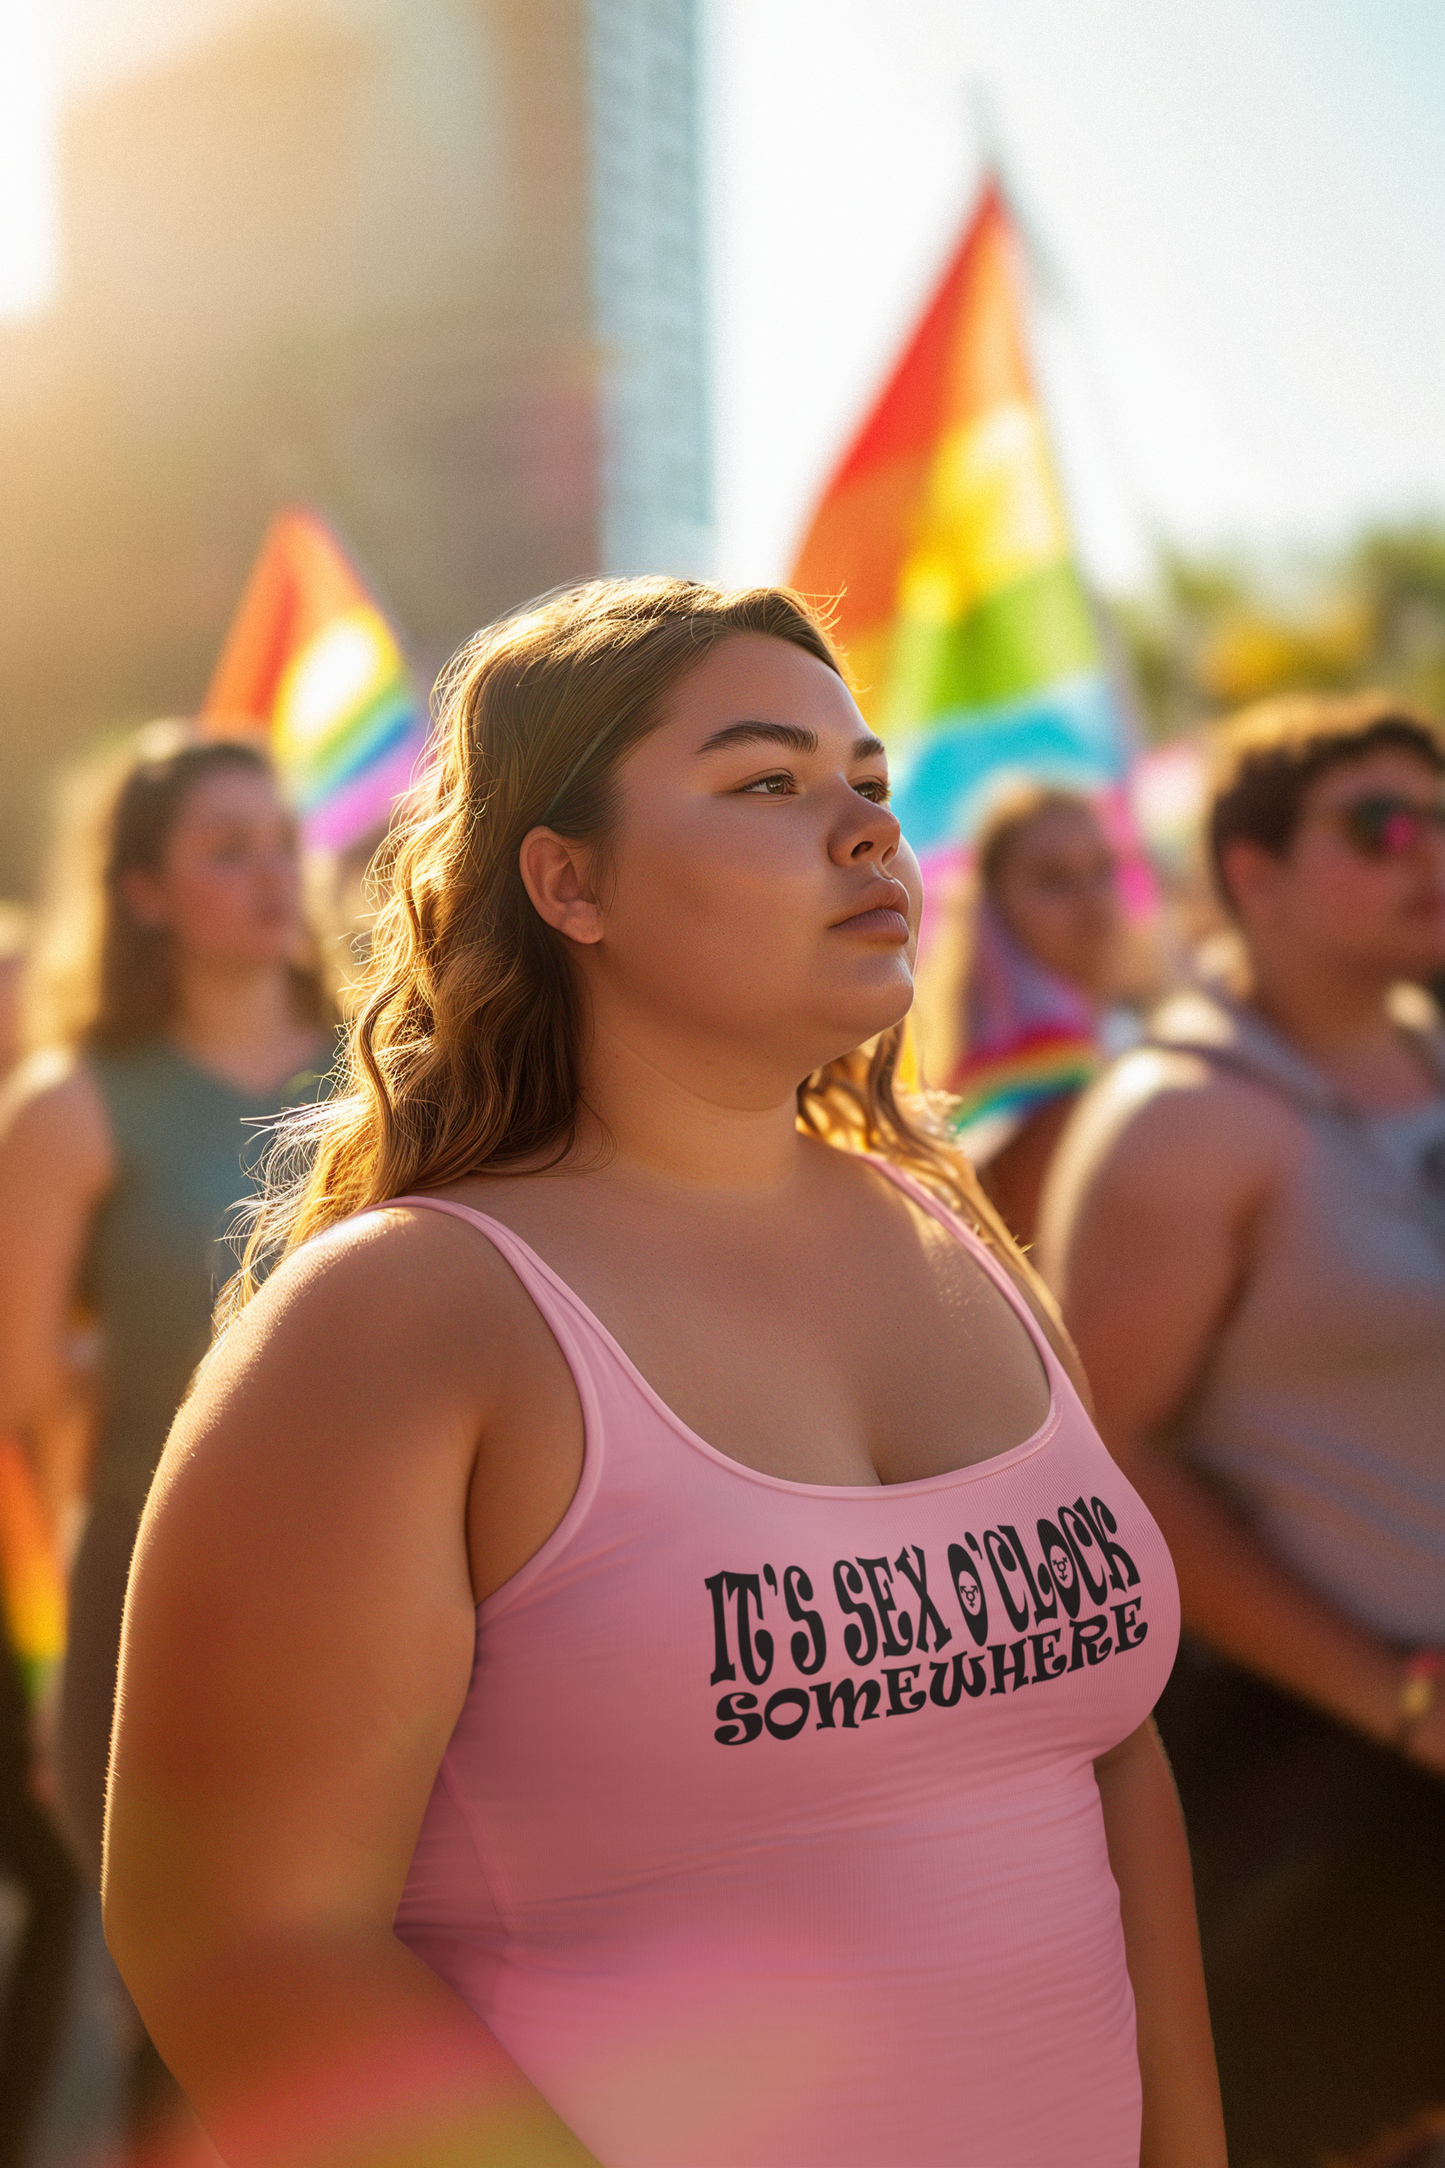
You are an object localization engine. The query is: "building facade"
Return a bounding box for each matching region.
[588,0,711,578]
[0,0,711,891]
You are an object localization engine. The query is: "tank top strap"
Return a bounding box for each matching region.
[389,1173,1065,1403]
[383,1195,598,1346]
[381,1195,627,1611]
[857,1153,1069,1388]
[381,1194,636,1427]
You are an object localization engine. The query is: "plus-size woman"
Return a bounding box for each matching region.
[105,582,1222,2167]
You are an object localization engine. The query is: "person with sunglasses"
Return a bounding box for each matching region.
[1039,693,1445,2167]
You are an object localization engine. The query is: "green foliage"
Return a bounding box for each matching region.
[1110,522,1445,740]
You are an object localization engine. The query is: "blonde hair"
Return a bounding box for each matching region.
[230,578,1075,1360]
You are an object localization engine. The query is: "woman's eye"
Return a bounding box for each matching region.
[736,773,890,803]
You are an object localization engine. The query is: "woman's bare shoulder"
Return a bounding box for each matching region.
[0,1048,114,1190]
[1076,1044,1299,1167]
[163,1200,567,1531]
[210,1202,539,1388]
[1043,1045,1301,1259]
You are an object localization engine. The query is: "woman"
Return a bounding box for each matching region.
[937,786,1127,1248]
[0,729,334,2138]
[104,583,1222,2167]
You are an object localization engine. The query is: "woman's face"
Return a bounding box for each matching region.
[570,634,923,1093]
[123,767,306,972]
[991,804,1122,1000]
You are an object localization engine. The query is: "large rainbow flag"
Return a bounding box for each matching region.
[790,182,1129,863]
[202,509,427,853]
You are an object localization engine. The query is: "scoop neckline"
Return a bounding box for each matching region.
[393,1164,1063,1499]
[159,1032,332,1104]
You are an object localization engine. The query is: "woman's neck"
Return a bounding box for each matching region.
[170,959,322,1095]
[573,1013,808,1196]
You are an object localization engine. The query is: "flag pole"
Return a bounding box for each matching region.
[964,81,1167,585]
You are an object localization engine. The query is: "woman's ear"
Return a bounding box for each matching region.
[518,828,605,946]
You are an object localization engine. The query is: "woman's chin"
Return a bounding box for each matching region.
[802,983,916,1072]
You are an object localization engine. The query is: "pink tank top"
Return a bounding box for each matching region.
[392,1161,1179,2167]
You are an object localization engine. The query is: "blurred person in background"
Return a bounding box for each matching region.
[0,908,28,1079]
[0,901,85,2168]
[1040,694,1445,2165]
[105,582,1223,2168]
[915,785,1132,1247]
[0,730,335,2152]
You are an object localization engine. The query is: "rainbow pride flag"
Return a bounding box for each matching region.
[950,1025,1101,1155]
[0,1436,65,1705]
[202,509,426,852]
[790,182,1129,862]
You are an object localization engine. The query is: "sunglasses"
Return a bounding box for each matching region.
[1327,793,1445,860]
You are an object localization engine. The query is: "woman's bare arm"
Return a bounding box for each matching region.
[1095,1721,1224,2166]
[0,1056,112,1522]
[1041,1053,1445,1770]
[104,1210,597,2167]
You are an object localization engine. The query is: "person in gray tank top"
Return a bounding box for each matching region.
[0,729,334,2156]
[1041,691,1445,2168]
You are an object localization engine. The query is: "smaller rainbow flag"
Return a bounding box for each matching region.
[942,893,1104,1160]
[202,509,426,852]
[0,1436,66,1705]
[950,1027,1101,1136]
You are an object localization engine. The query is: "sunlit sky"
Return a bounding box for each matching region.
[12,1,1445,598]
[711,0,1445,590]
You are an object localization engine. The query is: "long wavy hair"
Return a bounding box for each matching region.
[27,726,329,1053]
[230,578,1074,1358]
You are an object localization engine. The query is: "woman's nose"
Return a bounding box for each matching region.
[830,789,903,866]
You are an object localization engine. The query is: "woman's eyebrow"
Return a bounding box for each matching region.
[695,720,886,761]
[696,720,816,757]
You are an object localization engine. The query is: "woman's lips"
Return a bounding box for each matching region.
[835,906,911,941]
[830,883,913,942]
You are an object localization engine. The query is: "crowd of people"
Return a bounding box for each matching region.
[0,577,1441,2168]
